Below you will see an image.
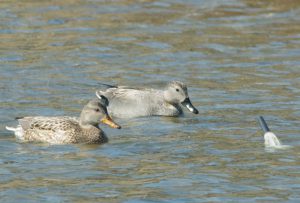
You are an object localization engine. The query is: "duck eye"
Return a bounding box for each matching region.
[95,108,100,112]
[176,88,179,92]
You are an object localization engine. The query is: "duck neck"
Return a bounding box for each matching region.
[79,119,99,129]
[163,90,177,105]
[161,91,181,115]
[78,122,104,143]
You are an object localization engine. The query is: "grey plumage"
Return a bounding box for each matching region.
[96,81,199,118]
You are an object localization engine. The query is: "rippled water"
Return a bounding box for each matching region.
[1,0,300,202]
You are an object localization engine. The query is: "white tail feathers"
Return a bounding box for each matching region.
[5,126,17,132]
[5,125,25,140]
[95,91,109,106]
[96,91,106,101]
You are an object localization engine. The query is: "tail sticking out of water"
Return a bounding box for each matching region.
[258,116,270,133]
[257,116,290,149]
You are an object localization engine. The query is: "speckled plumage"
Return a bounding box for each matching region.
[6,99,120,144]
[15,116,105,144]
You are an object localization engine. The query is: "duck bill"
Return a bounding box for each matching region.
[101,115,121,129]
[181,98,199,114]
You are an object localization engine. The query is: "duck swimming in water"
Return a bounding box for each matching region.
[6,95,121,144]
[96,81,199,118]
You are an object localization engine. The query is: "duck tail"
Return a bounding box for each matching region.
[97,82,118,89]
[6,126,25,140]
[95,91,109,106]
[5,126,17,132]
[258,116,270,133]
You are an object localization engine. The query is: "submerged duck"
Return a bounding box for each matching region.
[96,81,199,118]
[6,95,121,144]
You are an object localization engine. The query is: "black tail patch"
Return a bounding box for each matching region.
[258,116,270,133]
[97,82,118,89]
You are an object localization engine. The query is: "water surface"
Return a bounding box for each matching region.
[1,0,300,202]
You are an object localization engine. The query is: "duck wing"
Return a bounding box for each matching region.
[18,116,76,130]
[17,117,79,143]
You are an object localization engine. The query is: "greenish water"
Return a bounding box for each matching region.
[1,0,300,202]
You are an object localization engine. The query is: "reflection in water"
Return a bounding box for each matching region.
[1,0,300,202]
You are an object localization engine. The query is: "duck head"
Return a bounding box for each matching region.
[80,95,121,129]
[164,81,199,114]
